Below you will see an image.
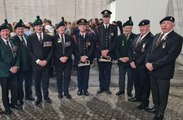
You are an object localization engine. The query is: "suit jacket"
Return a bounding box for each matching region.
[146,31,183,80]
[73,32,95,65]
[0,37,20,77]
[96,24,117,59]
[27,33,53,70]
[53,34,73,68]
[116,33,137,66]
[11,35,32,71]
[129,32,154,67]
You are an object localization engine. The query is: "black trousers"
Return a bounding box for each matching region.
[132,65,150,102]
[0,77,10,110]
[150,75,170,115]
[33,68,50,100]
[98,62,112,90]
[17,70,33,101]
[77,66,90,91]
[55,63,72,96]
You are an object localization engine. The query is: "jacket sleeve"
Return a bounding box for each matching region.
[65,37,74,58]
[27,35,38,62]
[108,26,117,52]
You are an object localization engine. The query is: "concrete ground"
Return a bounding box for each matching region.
[0,62,183,120]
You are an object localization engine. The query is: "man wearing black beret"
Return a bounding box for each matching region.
[128,19,154,109]
[145,16,183,120]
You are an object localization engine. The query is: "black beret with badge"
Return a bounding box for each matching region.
[33,16,43,26]
[56,17,65,29]
[0,19,9,31]
[14,19,25,29]
[159,16,175,24]
[123,16,133,27]
[77,18,87,25]
[138,19,150,26]
[101,9,112,17]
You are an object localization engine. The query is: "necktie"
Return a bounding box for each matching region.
[61,35,65,55]
[6,40,12,50]
[136,35,142,47]
[39,34,43,44]
[21,36,26,46]
[156,33,164,46]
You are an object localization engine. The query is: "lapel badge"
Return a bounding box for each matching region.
[162,42,166,48]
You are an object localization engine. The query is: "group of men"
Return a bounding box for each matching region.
[0,9,182,120]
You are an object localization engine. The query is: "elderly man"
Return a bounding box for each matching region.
[145,16,183,120]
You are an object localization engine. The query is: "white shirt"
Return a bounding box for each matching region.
[59,34,65,44]
[1,37,12,48]
[141,31,150,40]
[103,23,110,29]
[80,32,86,38]
[36,32,43,41]
[161,29,174,40]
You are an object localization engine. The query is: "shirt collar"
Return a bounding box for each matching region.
[1,37,9,44]
[36,32,43,37]
[161,29,174,37]
[80,32,86,38]
[103,23,110,28]
[140,31,150,40]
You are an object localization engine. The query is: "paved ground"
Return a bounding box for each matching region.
[0,62,183,120]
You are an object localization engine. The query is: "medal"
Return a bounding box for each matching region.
[141,43,146,52]
[162,42,166,48]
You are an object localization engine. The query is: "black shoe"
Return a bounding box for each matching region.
[65,94,72,99]
[44,97,52,104]
[83,90,89,96]
[127,93,133,97]
[77,90,82,96]
[35,99,42,105]
[26,96,35,101]
[10,104,23,110]
[154,114,164,120]
[128,97,141,102]
[97,89,104,94]
[4,109,11,115]
[105,89,112,94]
[58,94,63,99]
[137,104,148,110]
[116,91,124,96]
[145,107,157,114]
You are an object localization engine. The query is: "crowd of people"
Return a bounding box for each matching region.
[0,9,182,120]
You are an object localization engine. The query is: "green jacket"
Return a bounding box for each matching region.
[0,37,20,77]
[115,33,137,66]
[11,35,32,71]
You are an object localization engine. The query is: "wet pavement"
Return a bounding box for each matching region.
[0,61,183,120]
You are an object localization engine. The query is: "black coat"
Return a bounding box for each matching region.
[11,35,32,71]
[96,24,117,59]
[73,32,95,65]
[27,33,53,70]
[146,31,183,80]
[116,33,137,66]
[53,34,74,68]
[129,32,154,67]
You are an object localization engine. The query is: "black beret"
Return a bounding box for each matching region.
[33,16,43,26]
[123,16,133,27]
[138,19,150,26]
[159,16,175,24]
[15,19,25,29]
[56,17,65,29]
[0,19,9,31]
[101,9,112,17]
[77,18,87,25]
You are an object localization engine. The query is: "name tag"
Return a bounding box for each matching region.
[43,41,52,47]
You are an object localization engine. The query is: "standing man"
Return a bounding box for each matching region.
[96,10,117,94]
[0,19,21,115]
[27,16,53,105]
[12,19,34,105]
[53,17,73,99]
[128,19,154,107]
[115,17,137,97]
[146,16,183,120]
[73,18,95,96]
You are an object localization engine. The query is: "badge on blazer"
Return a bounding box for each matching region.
[65,41,71,47]
[110,32,114,37]
[162,42,166,48]
[86,41,91,47]
[12,45,18,57]
[57,38,62,43]
[43,41,52,47]
[141,43,146,52]
[122,41,124,46]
